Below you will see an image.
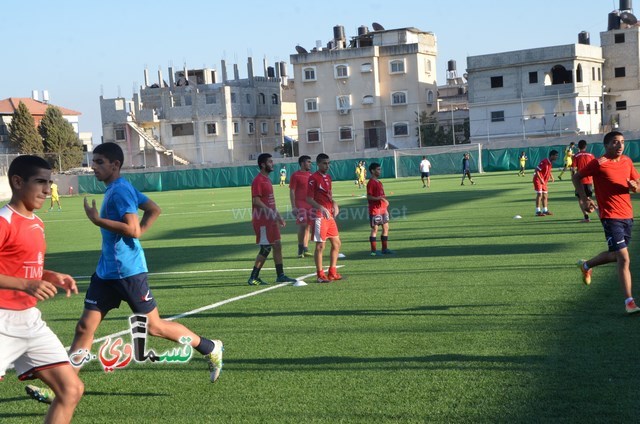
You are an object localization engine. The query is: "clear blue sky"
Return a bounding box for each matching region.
[1,0,616,143]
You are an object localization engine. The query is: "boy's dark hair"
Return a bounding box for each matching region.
[549,150,559,157]
[369,162,380,172]
[578,139,587,149]
[604,131,623,145]
[257,153,272,168]
[8,155,51,191]
[316,153,329,162]
[298,155,311,166]
[94,142,125,168]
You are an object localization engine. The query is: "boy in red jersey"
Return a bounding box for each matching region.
[572,139,596,222]
[533,150,559,216]
[306,153,342,283]
[247,153,298,285]
[573,131,640,314]
[289,155,313,258]
[0,155,83,423]
[367,163,393,256]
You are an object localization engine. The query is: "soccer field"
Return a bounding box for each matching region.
[2,171,639,423]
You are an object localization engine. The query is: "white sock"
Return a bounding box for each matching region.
[625,297,634,305]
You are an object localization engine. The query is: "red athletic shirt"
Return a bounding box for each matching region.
[534,158,553,183]
[308,171,333,218]
[367,178,387,215]
[251,173,277,225]
[573,151,596,185]
[0,205,45,310]
[580,155,639,219]
[289,170,312,210]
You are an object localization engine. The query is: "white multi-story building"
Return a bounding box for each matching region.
[290,24,438,155]
[100,58,293,167]
[467,41,604,144]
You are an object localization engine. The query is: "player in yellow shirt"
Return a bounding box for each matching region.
[518,151,528,176]
[49,182,61,211]
[558,142,575,180]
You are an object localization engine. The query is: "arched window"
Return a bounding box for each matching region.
[271,94,279,105]
[258,93,266,104]
[576,64,583,83]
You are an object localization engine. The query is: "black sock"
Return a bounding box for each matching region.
[298,244,304,255]
[584,213,589,220]
[250,266,260,279]
[195,337,214,355]
[275,263,284,277]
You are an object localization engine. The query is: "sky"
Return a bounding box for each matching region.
[1,0,618,143]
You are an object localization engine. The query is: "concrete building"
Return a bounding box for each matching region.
[435,59,469,145]
[467,41,604,144]
[100,57,293,167]
[290,24,438,155]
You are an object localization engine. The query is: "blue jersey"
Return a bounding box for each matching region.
[96,177,149,279]
[462,158,470,172]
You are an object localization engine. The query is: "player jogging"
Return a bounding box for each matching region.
[289,155,313,258]
[558,141,575,180]
[247,153,298,285]
[367,162,393,256]
[572,139,596,222]
[419,156,431,188]
[307,153,343,283]
[0,155,83,422]
[533,150,558,216]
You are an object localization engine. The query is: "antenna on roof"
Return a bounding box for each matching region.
[295,45,308,54]
[372,22,385,31]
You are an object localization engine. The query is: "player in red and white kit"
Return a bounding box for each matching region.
[572,139,596,222]
[0,155,83,423]
[573,131,640,314]
[289,155,313,258]
[533,150,559,216]
[247,153,298,286]
[306,153,342,283]
[367,162,393,256]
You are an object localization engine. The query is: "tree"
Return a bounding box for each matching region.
[8,101,43,154]
[38,106,83,171]
[416,110,447,146]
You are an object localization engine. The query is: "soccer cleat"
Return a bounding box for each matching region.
[26,385,54,404]
[205,340,224,382]
[247,277,268,286]
[328,272,343,281]
[577,259,592,286]
[370,251,381,256]
[543,211,553,216]
[276,274,298,283]
[381,249,395,255]
[317,272,331,283]
[298,253,305,258]
[580,218,591,223]
[535,212,545,217]
[626,299,640,314]
[303,250,313,257]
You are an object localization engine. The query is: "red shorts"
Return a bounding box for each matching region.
[295,208,313,226]
[253,221,281,245]
[533,180,548,193]
[312,216,339,242]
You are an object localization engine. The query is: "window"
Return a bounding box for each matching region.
[490,76,503,88]
[615,33,625,43]
[390,59,405,74]
[491,111,505,122]
[260,122,268,134]
[307,129,320,143]
[115,99,125,110]
[615,67,626,78]
[586,104,591,114]
[361,62,372,73]
[233,122,240,134]
[258,93,266,104]
[339,126,353,141]
[592,67,596,81]
[425,59,432,73]
[172,96,182,107]
[598,67,601,81]
[305,98,318,112]
[529,71,538,84]
[0,125,7,136]
[334,64,349,79]
[594,101,598,114]
[171,123,194,136]
[184,95,192,106]
[576,64,583,83]
[362,95,374,105]
[616,101,627,110]
[115,128,125,141]
[427,90,434,104]
[391,91,407,105]
[271,94,279,105]
[206,123,217,135]
[246,93,251,104]
[393,122,409,136]
[337,95,351,111]
[275,122,281,134]
[205,93,217,104]
[303,67,316,81]
[247,121,255,134]
[230,92,237,103]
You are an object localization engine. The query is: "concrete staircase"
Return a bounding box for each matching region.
[126,121,190,165]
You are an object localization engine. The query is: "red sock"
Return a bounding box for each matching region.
[369,236,376,251]
[381,236,388,250]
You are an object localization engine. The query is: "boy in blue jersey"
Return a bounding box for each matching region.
[69,143,223,381]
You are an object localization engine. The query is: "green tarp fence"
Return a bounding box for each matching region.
[78,140,640,194]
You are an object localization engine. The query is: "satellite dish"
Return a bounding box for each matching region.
[295,45,308,54]
[620,12,638,25]
[372,22,385,31]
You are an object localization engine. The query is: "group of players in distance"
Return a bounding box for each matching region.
[530,131,640,315]
[248,152,394,287]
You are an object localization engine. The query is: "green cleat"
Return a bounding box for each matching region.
[26,385,55,404]
[275,274,298,283]
[205,340,224,382]
[247,277,268,286]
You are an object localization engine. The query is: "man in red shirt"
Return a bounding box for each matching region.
[247,153,298,286]
[306,153,342,283]
[533,150,559,216]
[573,131,640,314]
[366,162,393,256]
[289,155,313,258]
[572,139,596,223]
[0,155,82,422]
